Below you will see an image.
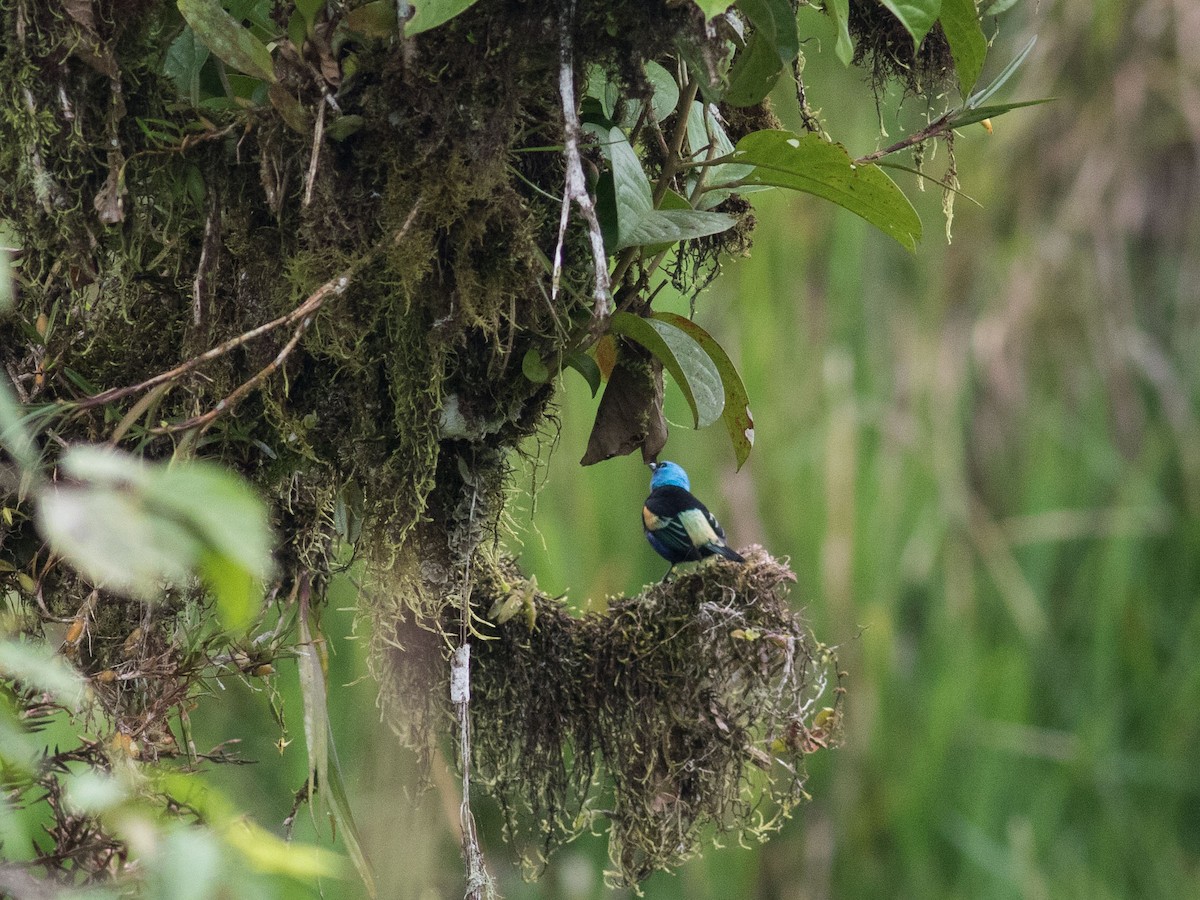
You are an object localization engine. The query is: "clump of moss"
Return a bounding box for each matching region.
[459,547,843,887]
[844,0,957,98]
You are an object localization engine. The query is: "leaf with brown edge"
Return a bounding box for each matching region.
[651,312,755,469]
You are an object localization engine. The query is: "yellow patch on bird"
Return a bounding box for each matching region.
[679,508,719,546]
[642,506,661,530]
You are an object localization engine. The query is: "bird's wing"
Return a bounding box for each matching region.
[677,507,723,548]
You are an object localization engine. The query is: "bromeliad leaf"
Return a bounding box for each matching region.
[606,127,735,250]
[177,0,276,83]
[949,98,1053,129]
[404,0,482,36]
[726,130,922,251]
[652,312,754,469]
[877,0,940,49]
[939,0,987,95]
[609,312,723,429]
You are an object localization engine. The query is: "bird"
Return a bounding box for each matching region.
[642,460,745,578]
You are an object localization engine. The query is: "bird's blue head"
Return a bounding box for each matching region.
[649,460,690,491]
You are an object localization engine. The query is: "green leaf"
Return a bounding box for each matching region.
[37,448,272,624]
[345,0,397,38]
[198,549,257,632]
[949,98,1053,129]
[827,0,854,66]
[0,373,36,472]
[164,26,211,106]
[939,0,987,95]
[725,29,785,107]
[177,0,276,83]
[967,36,1036,109]
[738,0,799,64]
[729,130,922,250]
[877,0,941,49]
[565,351,602,397]
[609,312,723,429]
[644,61,680,123]
[323,740,378,898]
[404,0,482,36]
[0,640,86,711]
[38,480,200,600]
[326,114,365,141]
[295,0,324,31]
[296,596,328,810]
[651,312,755,469]
[521,348,550,383]
[145,462,273,581]
[981,0,1020,16]
[606,127,736,250]
[690,0,735,18]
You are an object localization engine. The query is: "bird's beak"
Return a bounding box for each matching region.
[647,461,658,471]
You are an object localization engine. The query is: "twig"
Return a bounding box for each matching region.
[553,0,611,330]
[854,110,955,165]
[303,97,326,208]
[76,201,423,421]
[149,311,316,434]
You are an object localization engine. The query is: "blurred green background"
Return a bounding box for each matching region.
[189,1,1200,897]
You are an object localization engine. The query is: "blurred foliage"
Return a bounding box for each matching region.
[2,0,1197,897]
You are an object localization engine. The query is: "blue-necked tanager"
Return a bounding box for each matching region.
[643,461,745,577]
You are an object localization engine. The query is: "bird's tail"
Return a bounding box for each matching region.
[711,543,746,564]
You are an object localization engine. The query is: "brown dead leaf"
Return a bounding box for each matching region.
[581,340,668,466]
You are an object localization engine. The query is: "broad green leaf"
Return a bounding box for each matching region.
[565,351,602,397]
[0,640,86,711]
[404,0,482,36]
[606,127,735,250]
[145,462,272,579]
[522,348,550,383]
[690,0,734,18]
[738,0,799,63]
[877,0,940,48]
[159,772,342,880]
[609,312,723,428]
[652,312,755,469]
[949,98,1053,129]
[728,130,922,250]
[621,208,736,249]
[199,549,256,632]
[38,448,272,623]
[939,0,987,95]
[644,60,680,123]
[38,481,200,599]
[164,27,210,106]
[725,29,785,107]
[686,102,760,209]
[827,0,854,66]
[177,0,276,83]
